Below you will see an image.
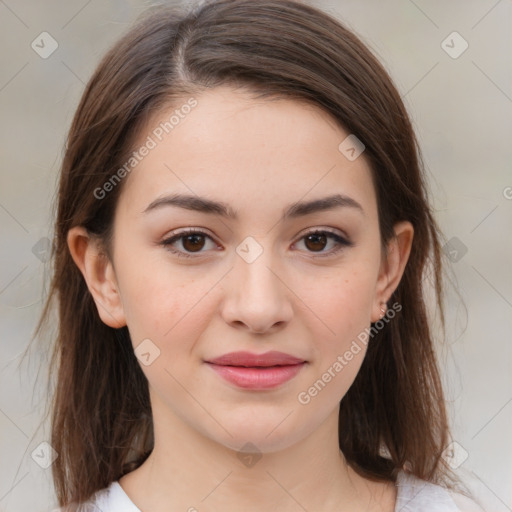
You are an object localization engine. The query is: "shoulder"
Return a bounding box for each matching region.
[448,490,486,512]
[395,470,486,512]
[48,481,141,512]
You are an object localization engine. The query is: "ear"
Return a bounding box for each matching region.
[371,221,414,322]
[67,226,126,328]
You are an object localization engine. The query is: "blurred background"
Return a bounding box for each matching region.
[0,0,511,510]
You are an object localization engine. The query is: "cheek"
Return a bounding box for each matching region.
[298,260,378,396]
[116,249,216,348]
[305,268,376,338]
[299,278,373,405]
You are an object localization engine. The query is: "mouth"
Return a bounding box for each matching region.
[204,351,307,390]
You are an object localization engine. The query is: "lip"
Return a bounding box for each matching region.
[205,351,306,390]
[206,350,305,367]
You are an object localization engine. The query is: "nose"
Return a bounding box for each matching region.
[220,241,293,335]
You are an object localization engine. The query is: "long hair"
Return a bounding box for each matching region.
[32,0,470,505]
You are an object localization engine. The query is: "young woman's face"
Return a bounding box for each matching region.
[105,85,400,453]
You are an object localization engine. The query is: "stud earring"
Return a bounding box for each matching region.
[380,303,387,319]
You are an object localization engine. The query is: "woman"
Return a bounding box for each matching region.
[38,0,485,510]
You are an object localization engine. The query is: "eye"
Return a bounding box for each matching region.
[293,229,353,258]
[160,229,218,258]
[161,228,352,259]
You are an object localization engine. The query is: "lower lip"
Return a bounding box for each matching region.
[206,362,306,389]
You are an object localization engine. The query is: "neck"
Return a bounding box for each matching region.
[119,397,395,512]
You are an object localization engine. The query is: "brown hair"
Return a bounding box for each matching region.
[32,0,472,506]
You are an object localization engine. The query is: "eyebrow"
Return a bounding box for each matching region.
[142,193,364,220]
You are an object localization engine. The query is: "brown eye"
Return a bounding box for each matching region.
[161,229,217,258]
[304,232,328,252]
[181,233,206,252]
[295,229,353,258]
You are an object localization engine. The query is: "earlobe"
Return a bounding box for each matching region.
[67,226,126,329]
[372,221,414,322]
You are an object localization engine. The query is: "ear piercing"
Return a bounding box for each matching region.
[380,303,387,319]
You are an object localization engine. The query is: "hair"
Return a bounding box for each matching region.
[31,0,474,506]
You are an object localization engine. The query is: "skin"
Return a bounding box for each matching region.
[68,85,413,512]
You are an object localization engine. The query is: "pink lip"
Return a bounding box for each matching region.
[205,351,306,390]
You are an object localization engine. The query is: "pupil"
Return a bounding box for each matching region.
[181,233,328,253]
[306,233,326,252]
[183,234,204,252]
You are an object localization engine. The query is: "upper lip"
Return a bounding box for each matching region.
[206,351,305,367]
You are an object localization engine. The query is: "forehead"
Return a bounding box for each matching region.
[117,85,377,223]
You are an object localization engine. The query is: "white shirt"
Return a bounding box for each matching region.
[52,469,485,511]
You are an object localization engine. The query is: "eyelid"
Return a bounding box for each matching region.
[295,225,350,242]
[160,226,353,258]
[291,228,353,258]
[160,228,220,257]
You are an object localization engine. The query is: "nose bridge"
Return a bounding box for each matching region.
[223,234,292,332]
[235,234,282,299]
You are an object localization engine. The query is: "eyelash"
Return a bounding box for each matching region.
[160,228,353,259]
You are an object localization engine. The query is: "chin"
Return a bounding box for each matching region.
[200,414,310,455]
[220,432,302,456]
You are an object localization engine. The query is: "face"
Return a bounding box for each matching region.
[76,85,411,454]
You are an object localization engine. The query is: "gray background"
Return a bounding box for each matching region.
[0,0,511,510]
